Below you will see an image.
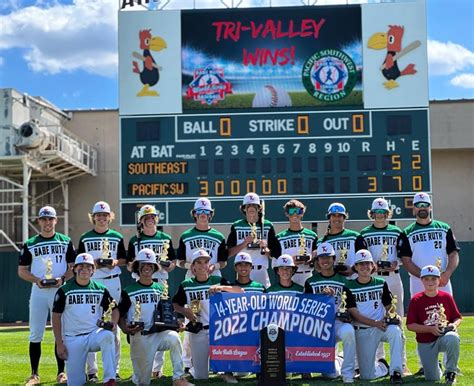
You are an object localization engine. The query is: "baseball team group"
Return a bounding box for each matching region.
[18,191,462,386]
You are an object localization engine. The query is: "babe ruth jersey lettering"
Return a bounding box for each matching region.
[398,221,459,272]
[346,277,392,327]
[77,229,127,279]
[172,276,230,326]
[304,272,355,309]
[119,282,164,331]
[266,282,304,294]
[52,280,113,336]
[233,280,265,293]
[19,233,75,278]
[360,225,401,264]
[177,228,227,268]
[406,290,462,344]
[319,229,367,268]
[275,228,317,273]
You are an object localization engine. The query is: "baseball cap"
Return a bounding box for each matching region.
[138,204,157,219]
[74,253,94,266]
[38,206,57,218]
[371,198,389,211]
[274,254,296,268]
[191,249,211,263]
[193,198,213,212]
[234,252,253,265]
[242,193,261,207]
[327,202,347,218]
[92,201,111,214]
[353,249,374,266]
[316,242,336,257]
[413,192,431,206]
[420,265,441,278]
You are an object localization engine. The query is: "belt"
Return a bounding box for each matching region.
[141,330,154,336]
[377,270,399,276]
[66,332,89,337]
[295,270,312,274]
[103,274,120,280]
[253,265,263,270]
[354,326,369,330]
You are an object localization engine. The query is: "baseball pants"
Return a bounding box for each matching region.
[292,270,313,287]
[418,332,460,381]
[152,350,165,374]
[28,285,57,342]
[323,321,356,380]
[189,329,210,379]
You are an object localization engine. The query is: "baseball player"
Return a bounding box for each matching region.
[227,193,279,288]
[304,242,356,384]
[52,253,118,386]
[274,199,317,286]
[360,198,410,375]
[406,265,461,385]
[267,254,304,294]
[77,201,127,382]
[172,249,242,383]
[319,203,367,277]
[398,192,460,296]
[18,206,75,385]
[233,252,265,293]
[126,204,176,379]
[346,250,403,384]
[118,248,193,386]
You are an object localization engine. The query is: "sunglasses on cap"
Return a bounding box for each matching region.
[328,205,345,214]
[195,209,212,215]
[287,207,304,215]
[414,202,430,208]
[372,209,388,214]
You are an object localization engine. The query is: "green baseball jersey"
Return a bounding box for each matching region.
[319,229,366,268]
[267,282,304,294]
[177,227,228,266]
[18,232,75,279]
[119,281,164,330]
[304,272,355,308]
[276,228,318,273]
[77,229,126,279]
[346,277,392,327]
[52,279,113,336]
[233,280,266,293]
[360,224,402,264]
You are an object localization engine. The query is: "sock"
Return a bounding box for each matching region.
[55,343,65,374]
[29,342,41,375]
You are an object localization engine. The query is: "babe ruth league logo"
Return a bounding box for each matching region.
[302,49,357,102]
[186,65,232,106]
[321,246,328,253]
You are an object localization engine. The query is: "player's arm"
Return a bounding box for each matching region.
[116,238,128,267]
[52,288,68,359]
[227,225,251,257]
[441,229,460,286]
[126,240,136,272]
[64,241,76,281]
[210,277,244,294]
[176,238,191,269]
[172,285,195,321]
[398,233,421,277]
[212,240,228,273]
[348,306,387,331]
[18,265,42,286]
[267,227,281,258]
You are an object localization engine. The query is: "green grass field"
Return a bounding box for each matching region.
[1,317,473,385]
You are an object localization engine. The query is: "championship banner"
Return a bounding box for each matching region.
[209,292,336,373]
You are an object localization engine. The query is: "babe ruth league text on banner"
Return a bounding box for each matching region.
[209,292,336,373]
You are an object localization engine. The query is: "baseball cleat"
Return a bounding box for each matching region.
[25,374,40,385]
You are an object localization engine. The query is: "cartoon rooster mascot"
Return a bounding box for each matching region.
[368,25,420,89]
[132,29,167,96]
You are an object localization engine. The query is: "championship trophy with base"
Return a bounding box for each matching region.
[97,239,114,267]
[159,240,171,268]
[336,292,352,323]
[154,282,179,330]
[97,299,116,330]
[129,300,145,329]
[40,257,59,287]
[437,303,454,334]
[294,234,310,263]
[247,223,260,249]
[334,247,349,273]
[384,295,401,325]
[377,242,392,270]
[186,299,204,333]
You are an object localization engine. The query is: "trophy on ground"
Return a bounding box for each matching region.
[129,300,145,329]
[377,242,392,270]
[384,295,401,325]
[437,303,454,334]
[247,223,260,249]
[336,292,352,323]
[294,234,310,263]
[40,257,59,287]
[97,299,116,330]
[154,282,179,330]
[334,247,349,273]
[185,299,204,333]
[159,240,171,268]
[97,238,114,267]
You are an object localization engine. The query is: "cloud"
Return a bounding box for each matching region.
[428,39,474,76]
[450,73,474,89]
[0,0,119,77]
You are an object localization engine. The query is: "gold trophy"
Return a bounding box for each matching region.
[435,257,442,270]
[384,295,401,325]
[437,303,454,334]
[97,238,113,267]
[336,292,352,323]
[159,240,171,268]
[247,223,260,249]
[377,242,391,270]
[186,299,204,333]
[97,299,116,330]
[154,282,178,330]
[295,234,310,263]
[40,257,58,287]
[334,247,349,273]
[129,300,144,329]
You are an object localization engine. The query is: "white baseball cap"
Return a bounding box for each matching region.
[234,252,253,265]
[242,192,261,206]
[274,254,296,268]
[133,248,159,271]
[191,249,211,263]
[353,249,374,266]
[138,204,157,219]
[38,206,57,218]
[75,253,94,266]
[316,242,336,257]
[327,202,347,218]
[371,198,389,211]
[413,192,431,205]
[420,265,441,278]
[193,197,213,212]
[92,201,111,214]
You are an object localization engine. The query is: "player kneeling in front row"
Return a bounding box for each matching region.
[52,253,118,386]
[346,250,403,384]
[118,248,193,386]
[406,265,461,385]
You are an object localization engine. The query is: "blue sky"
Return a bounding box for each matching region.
[0,0,472,110]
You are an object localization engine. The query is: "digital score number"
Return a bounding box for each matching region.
[121,109,430,200]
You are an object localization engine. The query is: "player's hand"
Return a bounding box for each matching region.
[243,235,254,245]
[439,272,450,287]
[427,325,444,336]
[208,264,216,275]
[259,239,268,249]
[126,324,144,335]
[183,308,196,322]
[35,278,45,288]
[374,320,387,331]
[321,287,335,296]
[209,285,222,295]
[177,320,186,332]
[56,342,68,360]
[54,278,63,288]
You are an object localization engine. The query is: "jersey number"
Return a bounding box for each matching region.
[91,305,96,313]
[55,256,63,263]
